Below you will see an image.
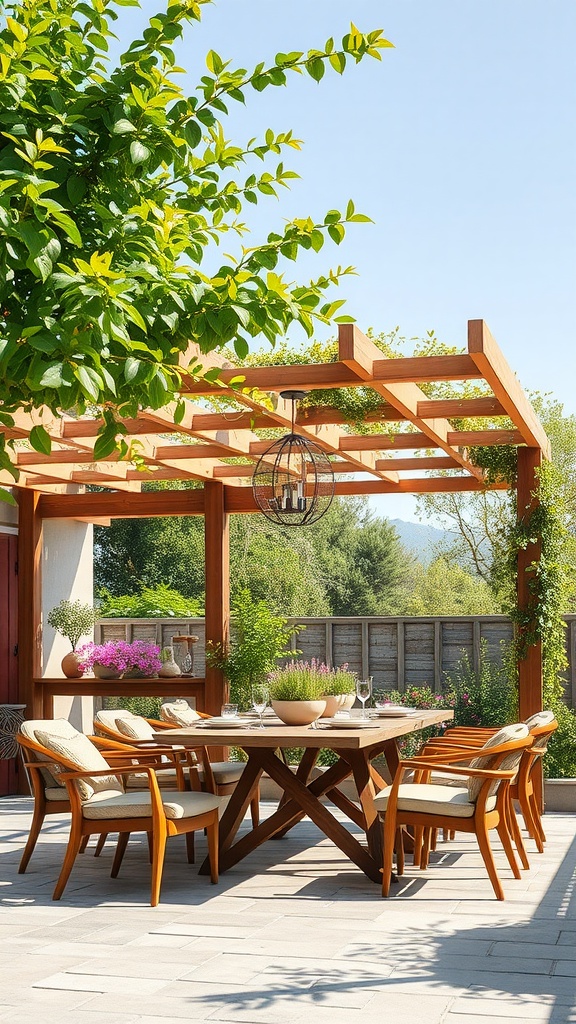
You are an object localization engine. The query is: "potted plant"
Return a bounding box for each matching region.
[268,660,327,726]
[47,600,98,678]
[76,640,162,679]
[321,663,358,717]
[206,589,301,709]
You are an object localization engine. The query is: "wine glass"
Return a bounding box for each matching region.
[356,677,372,719]
[251,684,269,729]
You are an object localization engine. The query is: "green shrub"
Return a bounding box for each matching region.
[98,585,203,618]
[544,699,576,778]
[444,640,517,729]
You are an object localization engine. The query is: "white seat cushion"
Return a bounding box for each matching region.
[82,789,222,821]
[160,700,201,727]
[374,783,497,818]
[202,761,245,786]
[45,786,69,801]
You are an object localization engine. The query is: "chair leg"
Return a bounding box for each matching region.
[146,831,153,864]
[381,813,396,897]
[412,826,424,867]
[496,818,521,880]
[507,797,529,871]
[79,834,90,854]
[94,833,107,857]
[430,827,438,852]
[53,820,83,900]
[476,822,505,900]
[520,791,544,852]
[420,828,431,870]
[530,792,547,845]
[111,832,130,878]
[150,820,168,907]
[206,814,219,884]
[250,786,260,829]
[185,831,195,864]
[395,828,405,877]
[18,803,46,874]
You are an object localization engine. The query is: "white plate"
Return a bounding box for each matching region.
[320,718,380,729]
[373,707,417,717]
[197,717,246,729]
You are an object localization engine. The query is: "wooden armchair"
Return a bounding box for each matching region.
[420,712,558,855]
[375,723,532,901]
[18,719,222,905]
[17,721,193,871]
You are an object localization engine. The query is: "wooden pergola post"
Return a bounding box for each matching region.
[204,480,230,718]
[17,489,43,720]
[516,447,543,721]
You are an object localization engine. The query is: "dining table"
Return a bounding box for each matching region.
[153,708,454,884]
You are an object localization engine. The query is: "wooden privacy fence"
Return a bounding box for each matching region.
[96,614,576,707]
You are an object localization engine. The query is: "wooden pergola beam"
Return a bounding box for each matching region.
[468,320,551,457]
[375,456,460,471]
[38,488,205,519]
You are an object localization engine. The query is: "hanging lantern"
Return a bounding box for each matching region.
[252,391,335,526]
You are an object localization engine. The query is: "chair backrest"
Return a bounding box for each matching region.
[467,723,529,802]
[160,700,202,728]
[94,708,156,742]
[19,719,124,802]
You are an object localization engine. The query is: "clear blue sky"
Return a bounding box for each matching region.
[117,1,576,523]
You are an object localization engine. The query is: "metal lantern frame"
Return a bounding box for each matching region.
[252,391,335,527]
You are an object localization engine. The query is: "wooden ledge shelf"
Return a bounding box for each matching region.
[36,677,206,718]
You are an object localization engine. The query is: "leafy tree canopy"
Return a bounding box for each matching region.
[0,0,391,494]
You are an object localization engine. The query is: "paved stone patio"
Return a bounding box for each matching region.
[0,797,575,1024]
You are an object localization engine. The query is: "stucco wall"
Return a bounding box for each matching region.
[42,519,95,730]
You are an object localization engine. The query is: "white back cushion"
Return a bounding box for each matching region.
[467,722,529,802]
[30,719,123,801]
[524,710,556,730]
[114,714,156,741]
[161,700,201,727]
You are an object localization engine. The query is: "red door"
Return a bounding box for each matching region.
[0,534,19,795]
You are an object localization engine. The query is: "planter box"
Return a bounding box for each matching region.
[544,779,576,812]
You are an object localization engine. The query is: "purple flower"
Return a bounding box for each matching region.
[77,640,161,675]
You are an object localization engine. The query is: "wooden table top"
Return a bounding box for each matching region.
[153,708,453,750]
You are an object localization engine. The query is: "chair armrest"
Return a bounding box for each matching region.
[399,759,517,780]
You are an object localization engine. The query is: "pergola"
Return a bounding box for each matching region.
[4,319,549,725]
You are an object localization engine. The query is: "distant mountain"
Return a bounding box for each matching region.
[389,518,456,566]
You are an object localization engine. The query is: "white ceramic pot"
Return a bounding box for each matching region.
[321,693,355,718]
[271,699,326,726]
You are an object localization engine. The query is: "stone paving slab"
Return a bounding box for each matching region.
[1,798,575,1024]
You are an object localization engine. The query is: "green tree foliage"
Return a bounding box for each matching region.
[405,556,499,616]
[94,494,414,616]
[0,0,391,498]
[98,583,203,617]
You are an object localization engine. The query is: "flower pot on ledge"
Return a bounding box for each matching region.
[61,652,84,679]
[92,663,123,680]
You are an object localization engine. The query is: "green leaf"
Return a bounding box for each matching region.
[75,365,102,402]
[130,140,151,164]
[113,118,137,134]
[29,425,52,456]
[39,363,65,387]
[234,336,249,360]
[93,431,118,460]
[0,488,18,506]
[307,57,325,82]
[67,176,87,205]
[124,356,142,382]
